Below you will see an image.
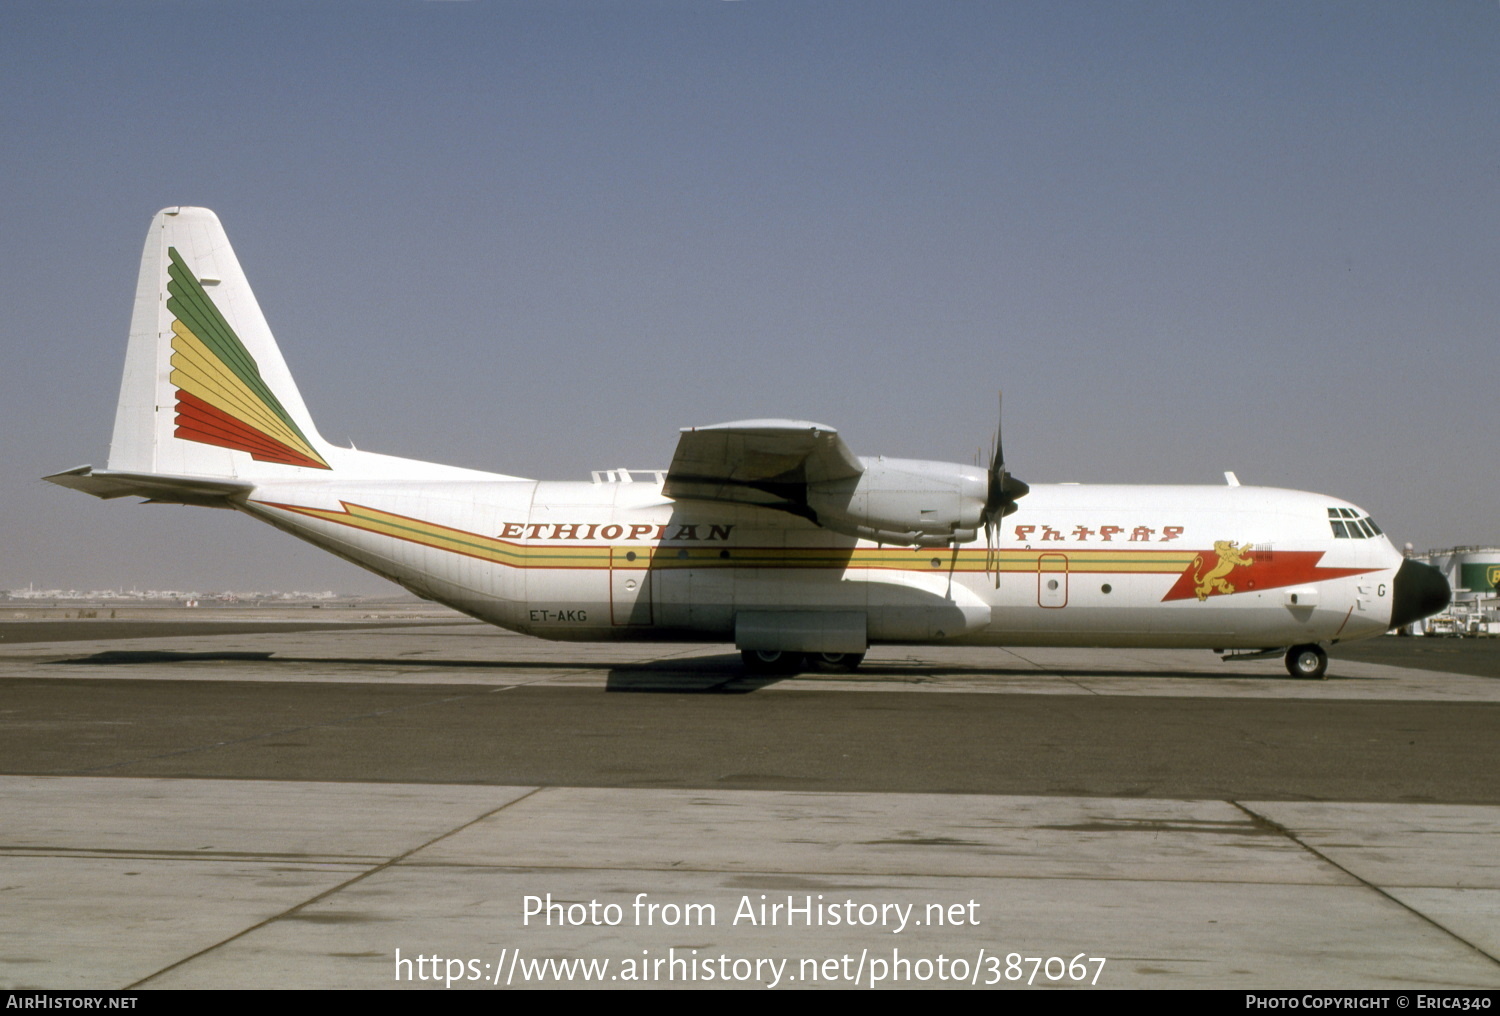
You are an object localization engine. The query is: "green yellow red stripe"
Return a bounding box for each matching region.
[166,247,330,469]
[258,500,1202,575]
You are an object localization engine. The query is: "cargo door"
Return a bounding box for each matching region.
[610,546,653,626]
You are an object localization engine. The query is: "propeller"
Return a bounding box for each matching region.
[980,392,1029,584]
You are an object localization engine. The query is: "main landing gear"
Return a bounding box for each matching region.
[808,651,865,673]
[739,650,866,674]
[1285,643,1328,680]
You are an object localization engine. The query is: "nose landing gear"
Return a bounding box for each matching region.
[1286,643,1328,680]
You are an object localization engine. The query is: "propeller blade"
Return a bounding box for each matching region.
[982,390,1028,523]
[979,391,1027,585]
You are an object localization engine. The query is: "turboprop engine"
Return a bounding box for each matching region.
[663,397,1029,550]
[805,458,989,547]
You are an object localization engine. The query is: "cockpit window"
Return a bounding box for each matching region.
[1327,507,1381,539]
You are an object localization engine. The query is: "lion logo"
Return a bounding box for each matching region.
[1193,541,1254,601]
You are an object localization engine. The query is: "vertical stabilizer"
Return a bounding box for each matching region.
[108,207,333,478]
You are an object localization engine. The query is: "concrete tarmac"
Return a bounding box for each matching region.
[2,616,1497,990]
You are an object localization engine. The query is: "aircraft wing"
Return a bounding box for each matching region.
[663,420,864,520]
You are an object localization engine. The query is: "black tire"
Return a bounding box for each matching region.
[808,652,866,673]
[740,649,803,674]
[1285,644,1328,680]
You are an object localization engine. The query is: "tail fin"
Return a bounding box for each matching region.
[48,206,526,502]
[108,207,333,478]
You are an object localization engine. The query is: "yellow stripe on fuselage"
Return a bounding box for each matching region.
[262,500,1200,575]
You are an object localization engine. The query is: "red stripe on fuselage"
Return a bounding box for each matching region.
[1161,548,1373,602]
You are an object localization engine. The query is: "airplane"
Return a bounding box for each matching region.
[47,207,1452,680]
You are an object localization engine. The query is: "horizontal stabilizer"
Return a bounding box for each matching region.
[44,465,253,508]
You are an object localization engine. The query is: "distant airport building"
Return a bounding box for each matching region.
[1415,546,1500,636]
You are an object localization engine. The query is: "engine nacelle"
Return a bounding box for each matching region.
[806,457,988,547]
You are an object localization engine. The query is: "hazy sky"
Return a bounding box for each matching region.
[3,1,1496,593]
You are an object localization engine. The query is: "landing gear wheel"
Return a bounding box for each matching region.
[808,652,866,673]
[740,649,803,674]
[1285,644,1328,680]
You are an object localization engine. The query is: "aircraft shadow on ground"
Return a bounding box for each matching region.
[43,648,782,693]
[42,648,1330,689]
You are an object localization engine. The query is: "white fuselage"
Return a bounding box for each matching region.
[239,477,1401,650]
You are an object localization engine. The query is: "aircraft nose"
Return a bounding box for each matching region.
[1389,558,1451,630]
